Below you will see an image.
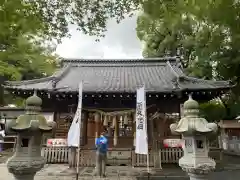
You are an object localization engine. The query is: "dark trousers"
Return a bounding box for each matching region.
[96,152,107,177]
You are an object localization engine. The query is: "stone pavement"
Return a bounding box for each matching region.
[1,163,240,180]
[1,154,240,180]
[0,164,136,180]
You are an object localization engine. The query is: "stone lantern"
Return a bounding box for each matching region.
[6,91,55,180]
[170,95,218,180]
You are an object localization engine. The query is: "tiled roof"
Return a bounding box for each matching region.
[4,57,231,93]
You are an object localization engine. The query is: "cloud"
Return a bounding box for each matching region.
[55,16,142,59]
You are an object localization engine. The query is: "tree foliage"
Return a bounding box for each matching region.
[0,0,61,105]
[0,0,60,81]
[199,101,226,122]
[136,0,240,89]
[1,0,141,39]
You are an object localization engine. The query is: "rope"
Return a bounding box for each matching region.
[82,104,156,116]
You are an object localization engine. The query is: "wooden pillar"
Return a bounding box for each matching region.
[107,116,112,137]
[94,112,101,139]
[133,112,136,147]
[81,111,88,145]
[123,113,128,135]
[147,113,152,143]
[112,115,118,146]
[87,112,95,139]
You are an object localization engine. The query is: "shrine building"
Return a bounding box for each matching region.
[3,57,231,166]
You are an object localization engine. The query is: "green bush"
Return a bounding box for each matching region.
[199,101,226,122]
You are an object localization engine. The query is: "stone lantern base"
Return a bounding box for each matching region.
[189,173,210,180]
[182,165,215,180]
[13,174,36,180]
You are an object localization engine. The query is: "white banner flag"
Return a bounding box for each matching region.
[67,82,83,147]
[135,86,148,155]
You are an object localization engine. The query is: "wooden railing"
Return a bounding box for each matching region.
[41,147,222,167]
[41,147,69,163]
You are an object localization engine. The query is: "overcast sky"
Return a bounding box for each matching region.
[55,16,143,59]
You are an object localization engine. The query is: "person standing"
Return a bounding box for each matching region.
[95,131,108,177]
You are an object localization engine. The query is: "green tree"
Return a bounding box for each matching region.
[0,0,61,105]
[135,1,240,88]
[0,0,59,81]
[0,0,140,39]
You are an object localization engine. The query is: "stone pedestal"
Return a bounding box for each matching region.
[182,166,214,180]
[13,174,36,180]
[188,173,208,180]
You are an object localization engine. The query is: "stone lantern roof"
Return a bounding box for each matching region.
[170,95,218,135]
[26,91,43,107]
[11,92,52,131]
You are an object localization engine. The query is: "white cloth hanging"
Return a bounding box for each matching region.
[67,82,83,147]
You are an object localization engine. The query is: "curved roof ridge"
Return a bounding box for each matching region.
[4,75,54,86]
[62,56,178,63]
[182,76,231,86]
[166,61,181,78]
[52,64,71,79]
[71,62,169,67]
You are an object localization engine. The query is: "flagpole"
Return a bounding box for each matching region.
[76,81,83,180]
[76,117,81,180]
[144,86,150,179]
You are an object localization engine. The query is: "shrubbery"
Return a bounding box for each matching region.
[199,99,240,122]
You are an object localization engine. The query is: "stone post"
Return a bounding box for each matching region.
[6,91,55,180]
[170,95,218,180]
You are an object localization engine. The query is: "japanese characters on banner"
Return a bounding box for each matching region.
[135,86,148,155]
[47,138,67,147]
[163,139,183,148]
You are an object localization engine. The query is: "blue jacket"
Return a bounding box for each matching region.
[95,136,108,154]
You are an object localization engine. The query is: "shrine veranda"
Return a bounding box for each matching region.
[1,57,231,167]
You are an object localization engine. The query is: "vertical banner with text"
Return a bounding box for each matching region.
[135,86,148,155]
[67,82,83,147]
